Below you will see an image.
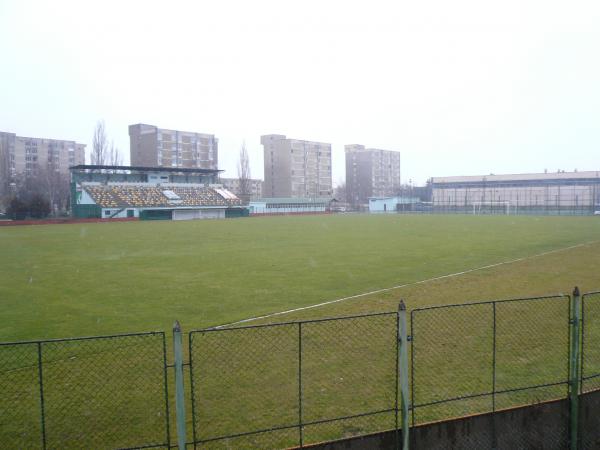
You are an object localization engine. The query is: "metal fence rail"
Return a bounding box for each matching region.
[410,295,571,448]
[188,312,399,449]
[0,332,170,450]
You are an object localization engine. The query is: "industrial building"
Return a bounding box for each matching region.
[431,171,600,214]
[261,134,332,198]
[345,145,401,208]
[129,124,218,171]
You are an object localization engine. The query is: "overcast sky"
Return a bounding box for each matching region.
[1,0,599,185]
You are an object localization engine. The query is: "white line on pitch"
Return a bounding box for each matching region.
[213,240,598,329]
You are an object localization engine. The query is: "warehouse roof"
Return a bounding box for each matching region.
[432,170,600,184]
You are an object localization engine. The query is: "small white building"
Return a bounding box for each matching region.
[369,196,420,213]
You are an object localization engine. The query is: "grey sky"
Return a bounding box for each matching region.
[1,0,599,185]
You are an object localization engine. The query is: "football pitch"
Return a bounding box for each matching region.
[1,214,599,341]
[2,213,600,448]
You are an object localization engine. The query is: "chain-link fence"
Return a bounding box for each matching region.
[581,291,600,449]
[0,332,170,450]
[410,295,571,448]
[581,292,600,393]
[188,312,398,449]
[4,290,600,449]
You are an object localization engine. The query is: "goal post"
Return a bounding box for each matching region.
[472,201,511,215]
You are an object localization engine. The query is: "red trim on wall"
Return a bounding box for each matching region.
[0,217,139,227]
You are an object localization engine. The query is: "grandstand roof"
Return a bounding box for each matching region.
[70,165,222,174]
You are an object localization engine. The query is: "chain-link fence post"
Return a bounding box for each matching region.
[398,300,410,450]
[173,321,187,450]
[37,342,47,450]
[569,287,581,450]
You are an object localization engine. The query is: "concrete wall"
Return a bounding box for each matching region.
[101,208,138,219]
[297,393,600,450]
[581,388,600,449]
[172,208,225,220]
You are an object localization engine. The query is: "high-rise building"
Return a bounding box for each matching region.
[261,134,332,198]
[129,123,218,170]
[345,145,401,206]
[0,131,86,179]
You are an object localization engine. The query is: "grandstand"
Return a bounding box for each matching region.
[70,165,246,220]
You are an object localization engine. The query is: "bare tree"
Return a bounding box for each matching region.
[237,141,252,204]
[108,141,123,167]
[334,182,346,201]
[37,168,64,214]
[29,149,71,215]
[0,137,10,209]
[91,120,108,166]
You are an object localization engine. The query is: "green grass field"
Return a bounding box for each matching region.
[1,214,599,341]
[1,214,600,449]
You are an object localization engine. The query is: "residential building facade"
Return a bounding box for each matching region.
[219,177,263,201]
[345,145,401,206]
[129,123,218,170]
[0,131,86,179]
[261,134,332,198]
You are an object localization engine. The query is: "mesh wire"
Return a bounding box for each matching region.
[411,296,570,448]
[582,292,600,393]
[1,333,169,450]
[494,296,570,406]
[189,313,398,449]
[581,292,600,449]
[301,314,397,444]
[2,292,589,449]
[190,324,299,449]
[411,302,494,425]
[0,342,42,449]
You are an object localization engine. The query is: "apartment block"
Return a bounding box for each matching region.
[345,145,401,206]
[0,131,86,179]
[261,134,332,198]
[129,123,218,170]
[220,177,263,200]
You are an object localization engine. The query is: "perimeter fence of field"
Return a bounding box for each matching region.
[1,288,600,449]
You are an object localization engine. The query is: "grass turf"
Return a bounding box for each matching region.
[1,214,600,448]
[1,214,599,341]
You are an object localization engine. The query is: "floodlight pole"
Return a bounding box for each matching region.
[398,300,410,450]
[173,320,187,450]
